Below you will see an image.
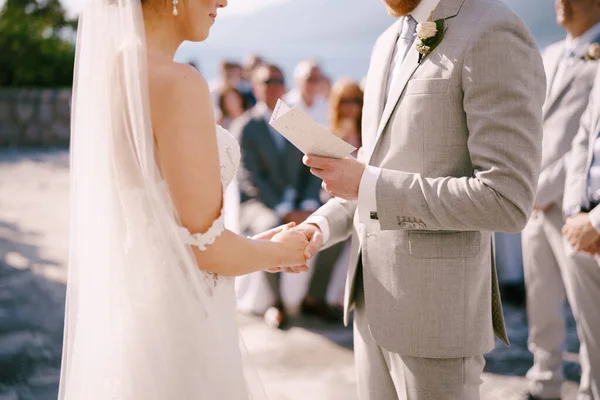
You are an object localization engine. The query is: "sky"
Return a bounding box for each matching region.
[52,0,284,18]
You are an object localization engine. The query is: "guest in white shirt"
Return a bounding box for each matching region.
[284,60,329,126]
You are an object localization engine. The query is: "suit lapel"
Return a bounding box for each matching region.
[366,0,466,164]
[362,22,399,157]
[284,139,301,183]
[545,33,600,118]
[544,59,582,117]
[252,108,287,187]
[542,43,564,119]
[547,45,564,96]
[369,46,420,163]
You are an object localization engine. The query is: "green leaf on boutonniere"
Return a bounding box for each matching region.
[417,19,445,64]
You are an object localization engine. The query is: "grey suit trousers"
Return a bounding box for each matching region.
[523,206,600,400]
[353,267,485,400]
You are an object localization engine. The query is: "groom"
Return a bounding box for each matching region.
[296,0,546,397]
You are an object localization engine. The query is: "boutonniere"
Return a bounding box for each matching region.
[415,18,445,64]
[583,43,600,61]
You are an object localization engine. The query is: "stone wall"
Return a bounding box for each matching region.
[0,89,71,147]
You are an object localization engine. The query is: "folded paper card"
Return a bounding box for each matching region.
[269,99,356,159]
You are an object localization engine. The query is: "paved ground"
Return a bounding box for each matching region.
[0,149,581,399]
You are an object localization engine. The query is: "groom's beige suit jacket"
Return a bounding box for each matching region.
[312,0,545,358]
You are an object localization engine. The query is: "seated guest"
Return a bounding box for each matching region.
[216,85,247,130]
[284,60,329,126]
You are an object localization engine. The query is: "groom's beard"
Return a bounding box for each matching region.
[383,0,421,16]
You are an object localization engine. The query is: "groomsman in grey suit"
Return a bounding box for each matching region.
[294,0,546,397]
[562,61,600,400]
[522,1,600,399]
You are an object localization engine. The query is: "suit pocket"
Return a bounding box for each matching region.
[408,230,481,259]
[405,78,450,95]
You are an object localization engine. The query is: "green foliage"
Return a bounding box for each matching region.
[0,0,77,87]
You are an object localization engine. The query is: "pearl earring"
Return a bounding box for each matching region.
[172,0,179,16]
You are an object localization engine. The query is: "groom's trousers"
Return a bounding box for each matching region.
[353,267,485,400]
[523,207,600,400]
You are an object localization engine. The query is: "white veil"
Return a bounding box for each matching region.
[59,0,265,398]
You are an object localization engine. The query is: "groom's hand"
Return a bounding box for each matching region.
[292,222,323,260]
[303,155,365,200]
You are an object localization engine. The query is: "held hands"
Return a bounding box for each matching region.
[253,223,310,274]
[303,155,365,200]
[562,213,600,253]
[253,222,325,273]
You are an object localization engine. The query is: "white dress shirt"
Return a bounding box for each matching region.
[307,0,441,242]
[283,90,329,127]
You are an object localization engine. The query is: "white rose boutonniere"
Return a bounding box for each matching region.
[584,43,600,61]
[416,21,438,39]
[415,18,445,63]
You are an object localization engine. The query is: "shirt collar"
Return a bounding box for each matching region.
[565,21,600,59]
[410,0,442,23]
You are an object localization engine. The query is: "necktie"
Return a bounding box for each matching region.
[551,49,576,96]
[385,15,418,103]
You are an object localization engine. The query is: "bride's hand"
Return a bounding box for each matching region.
[252,222,296,241]
[268,229,310,273]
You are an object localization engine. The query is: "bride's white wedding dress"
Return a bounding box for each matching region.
[61,123,260,399]
[60,0,267,396]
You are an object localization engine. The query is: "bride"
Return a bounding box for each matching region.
[58,0,317,398]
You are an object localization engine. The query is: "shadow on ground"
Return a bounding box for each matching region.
[0,220,65,400]
[0,149,69,169]
[285,298,582,384]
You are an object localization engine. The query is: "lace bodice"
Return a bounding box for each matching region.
[215,125,241,189]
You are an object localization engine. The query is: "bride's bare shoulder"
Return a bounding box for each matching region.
[148,61,210,107]
[147,60,214,137]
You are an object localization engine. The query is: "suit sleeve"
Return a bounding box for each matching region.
[236,121,283,210]
[310,197,357,248]
[374,13,546,232]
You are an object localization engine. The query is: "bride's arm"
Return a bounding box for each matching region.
[149,63,307,276]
